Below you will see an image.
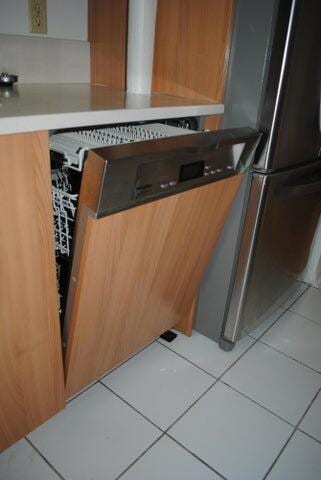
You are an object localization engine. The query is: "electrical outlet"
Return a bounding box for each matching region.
[28,0,47,34]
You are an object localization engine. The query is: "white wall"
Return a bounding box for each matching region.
[0,0,87,41]
[0,34,90,83]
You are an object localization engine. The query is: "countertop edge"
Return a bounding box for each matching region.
[0,104,224,135]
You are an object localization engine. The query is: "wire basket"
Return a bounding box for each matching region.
[49,124,174,171]
[51,169,78,257]
[52,187,78,256]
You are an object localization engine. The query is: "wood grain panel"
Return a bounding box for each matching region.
[175,298,196,337]
[152,0,234,129]
[0,132,65,451]
[65,174,243,397]
[89,0,128,88]
[204,115,222,131]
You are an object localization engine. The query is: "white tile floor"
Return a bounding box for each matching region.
[1,285,321,480]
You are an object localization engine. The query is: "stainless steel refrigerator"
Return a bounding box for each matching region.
[195,0,321,349]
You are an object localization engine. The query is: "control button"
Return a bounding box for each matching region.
[204,172,211,176]
[160,183,169,189]
[210,170,216,175]
[169,181,177,187]
[204,165,211,171]
[216,168,223,173]
[227,165,233,170]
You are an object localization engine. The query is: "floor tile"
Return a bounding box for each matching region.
[121,435,221,480]
[248,306,286,339]
[290,287,321,325]
[28,383,161,480]
[300,390,321,442]
[169,382,292,480]
[158,330,255,377]
[0,439,60,480]
[267,431,321,480]
[222,342,321,424]
[261,310,321,372]
[102,342,214,430]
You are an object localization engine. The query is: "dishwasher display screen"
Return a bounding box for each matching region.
[179,161,204,183]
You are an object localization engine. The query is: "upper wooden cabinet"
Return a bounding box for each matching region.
[0,132,65,451]
[152,0,234,129]
[88,0,235,111]
[152,0,234,102]
[89,0,128,89]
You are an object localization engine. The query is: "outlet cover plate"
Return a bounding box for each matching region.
[28,0,47,34]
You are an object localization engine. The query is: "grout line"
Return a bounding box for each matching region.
[218,380,295,428]
[312,285,321,291]
[165,433,229,480]
[98,381,164,433]
[66,380,99,404]
[157,334,256,382]
[262,385,321,479]
[163,337,259,434]
[257,338,321,375]
[25,437,66,480]
[296,385,321,429]
[164,380,219,433]
[99,340,155,380]
[276,285,309,312]
[247,308,288,340]
[97,331,258,445]
[114,434,167,480]
[297,428,321,445]
[67,341,156,405]
[262,429,296,480]
[286,309,321,329]
[101,377,231,480]
[286,283,310,302]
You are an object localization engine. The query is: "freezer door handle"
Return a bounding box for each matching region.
[276,176,321,198]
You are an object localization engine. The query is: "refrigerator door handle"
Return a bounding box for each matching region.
[276,177,321,198]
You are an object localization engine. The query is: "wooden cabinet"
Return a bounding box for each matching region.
[152,0,234,130]
[89,0,128,89]
[88,0,235,131]
[0,132,65,451]
[152,0,234,102]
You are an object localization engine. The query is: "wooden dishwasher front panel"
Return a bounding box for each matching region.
[64,175,243,398]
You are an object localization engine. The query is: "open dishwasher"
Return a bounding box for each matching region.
[50,121,259,397]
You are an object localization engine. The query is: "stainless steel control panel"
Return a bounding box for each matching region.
[89,127,260,217]
[134,141,248,200]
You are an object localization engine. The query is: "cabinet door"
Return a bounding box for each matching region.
[65,175,243,398]
[0,132,64,451]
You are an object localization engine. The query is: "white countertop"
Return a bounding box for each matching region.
[0,83,224,135]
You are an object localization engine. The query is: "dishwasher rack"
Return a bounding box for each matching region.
[49,123,187,172]
[51,169,78,257]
